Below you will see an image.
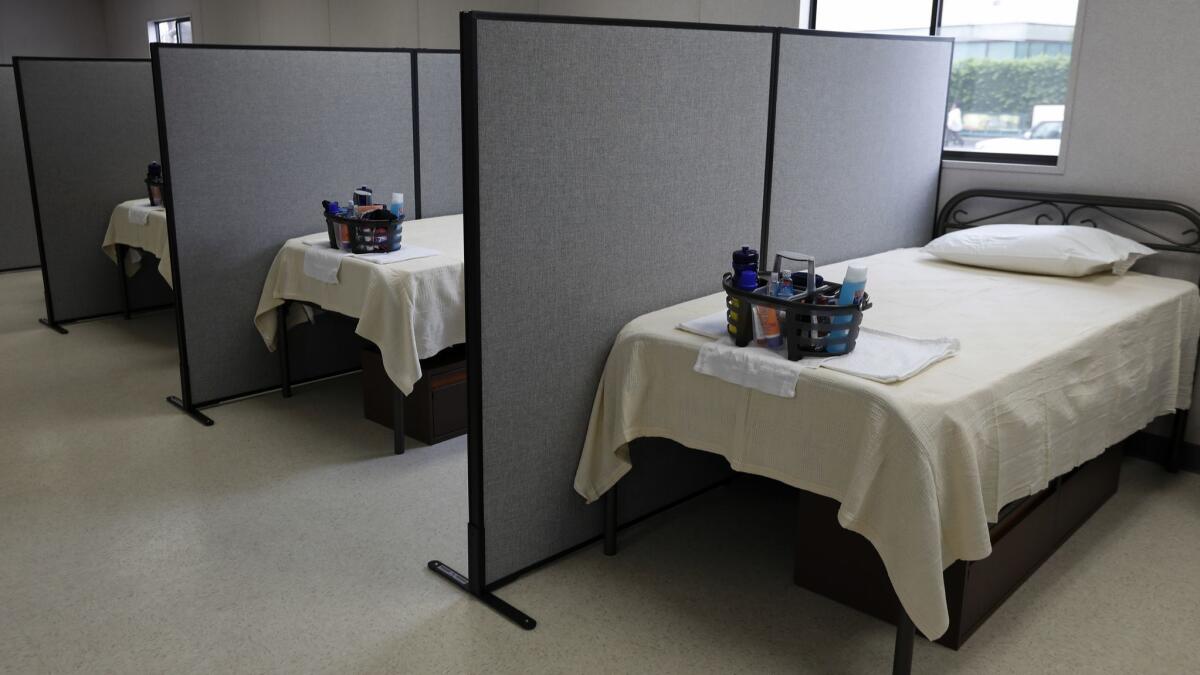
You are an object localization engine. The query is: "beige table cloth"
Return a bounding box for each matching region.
[254,214,464,395]
[574,247,1200,639]
[101,198,173,288]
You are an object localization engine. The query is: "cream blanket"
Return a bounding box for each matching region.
[100,198,173,288]
[574,247,1199,639]
[253,214,464,395]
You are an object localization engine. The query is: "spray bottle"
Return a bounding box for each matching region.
[826,266,867,354]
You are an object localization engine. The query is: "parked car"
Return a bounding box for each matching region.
[972,120,1062,155]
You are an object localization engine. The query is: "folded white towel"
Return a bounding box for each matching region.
[824,329,959,384]
[126,198,164,225]
[694,335,824,397]
[693,322,958,397]
[300,234,443,284]
[302,245,344,284]
[677,311,730,339]
[351,245,441,266]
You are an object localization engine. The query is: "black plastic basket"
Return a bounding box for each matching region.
[324,211,403,254]
[724,252,871,361]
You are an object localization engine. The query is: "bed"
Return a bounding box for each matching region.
[253,213,465,453]
[101,198,172,317]
[574,190,1200,669]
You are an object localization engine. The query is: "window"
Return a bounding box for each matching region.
[815,0,932,35]
[811,0,1081,165]
[148,17,192,44]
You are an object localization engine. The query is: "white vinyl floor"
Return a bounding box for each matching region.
[1,267,1198,674]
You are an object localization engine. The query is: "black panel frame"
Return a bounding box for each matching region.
[150,42,456,423]
[0,63,39,273]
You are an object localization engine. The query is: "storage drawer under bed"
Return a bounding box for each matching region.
[361,345,467,445]
[793,444,1124,649]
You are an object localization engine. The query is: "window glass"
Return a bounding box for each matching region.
[815,0,931,35]
[157,20,176,44]
[941,0,1078,158]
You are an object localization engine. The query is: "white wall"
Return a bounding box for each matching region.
[1,0,108,64]
[103,0,803,56]
[939,0,1200,440]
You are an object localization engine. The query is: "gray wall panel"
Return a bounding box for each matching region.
[416,53,461,218]
[0,66,37,271]
[18,59,169,320]
[768,34,952,266]
[474,19,771,584]
[158,47,416,405]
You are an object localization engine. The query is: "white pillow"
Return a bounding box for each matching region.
[923,224,1155,277]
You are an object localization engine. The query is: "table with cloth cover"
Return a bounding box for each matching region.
[574,247,1200,641]
[101,198,173,288]
[254,213,464,397]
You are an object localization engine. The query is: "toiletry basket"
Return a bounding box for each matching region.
[724,251,871,361]
[324,211,403,254]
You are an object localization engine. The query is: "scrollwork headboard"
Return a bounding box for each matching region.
[934,189,1200,256]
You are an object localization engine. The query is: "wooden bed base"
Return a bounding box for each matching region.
[793,444,1124,649]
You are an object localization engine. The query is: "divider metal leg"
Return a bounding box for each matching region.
[603,486,618,556]
[276,301,292,399]
[116,243,131,320]
[892,609,915,675]
[392,384,405,454]
[1167,408,1189,473]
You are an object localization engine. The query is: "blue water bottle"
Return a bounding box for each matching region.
[732,246,758,276]
[728,247,760,343]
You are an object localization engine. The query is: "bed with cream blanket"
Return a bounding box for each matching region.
[573,246,1200,640]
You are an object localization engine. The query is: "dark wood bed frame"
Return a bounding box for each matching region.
[603,189,1200,673]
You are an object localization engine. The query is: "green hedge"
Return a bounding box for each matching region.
[949,55,1071,121]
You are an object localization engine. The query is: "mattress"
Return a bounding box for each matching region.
[573,247,1200,639]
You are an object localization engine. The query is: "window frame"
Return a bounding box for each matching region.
[807,0,1084,168]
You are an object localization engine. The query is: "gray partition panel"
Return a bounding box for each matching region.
[768,34,952,265]
[0,66,37,271]
[473,18,772,585]
[416,53,462,218]
[157,46,416,406]
[17,59,169,320]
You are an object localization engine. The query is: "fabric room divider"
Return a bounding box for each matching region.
[440,11,953,637]
[416,52,463,219]
[14,58,170,330]
[765,31,953,263]
[153,45,460,421]
[0,65,38,272]
[443,14,774,614]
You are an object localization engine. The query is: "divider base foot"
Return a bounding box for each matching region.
[166,395,215,426]
[39,318,67,334]
[427,560,536,630]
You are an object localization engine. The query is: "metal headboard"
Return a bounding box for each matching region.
[934,189,1200,256]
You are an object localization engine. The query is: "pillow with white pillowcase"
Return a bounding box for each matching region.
[923,224,1155,277]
